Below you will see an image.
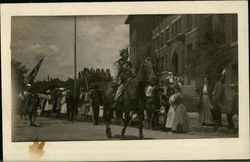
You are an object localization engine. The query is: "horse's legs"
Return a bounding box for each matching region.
[121,111,129,139]
[33,110,37,125]
[138,98,145,139]
[104,107,112,138]
[138,110,144,139]
[28,113,34,126]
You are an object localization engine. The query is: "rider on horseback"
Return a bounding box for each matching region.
[111,48,135,109]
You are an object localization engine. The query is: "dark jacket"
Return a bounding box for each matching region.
[212,80,226,103]
[89,89,101,105]
[115,58,134,83]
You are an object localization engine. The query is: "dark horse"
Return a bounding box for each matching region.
[103,59,156,139]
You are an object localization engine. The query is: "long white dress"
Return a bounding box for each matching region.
[199,84,215,125]
[165,94,177,128]
[60,95,67,114]
[44,95,53,111]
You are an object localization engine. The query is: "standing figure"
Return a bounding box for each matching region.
[158,88,168,130]
[148,79,160,130]
[89,86,101,125]
[60,91,67,117]
[145,82,156,128]
[166,72,174,86]
[171,85,189,133]
[20,84,40,126]
[17,84,31,120]
[112,48,135,109]
[43,90,53,117]
[66,90,74,122]
[56,91,62,114]
[78,88,86,115]
[212,76,226,126]
[83,90,92,118]
[226,84,238,131]
[164,87,177,131]
[197,76,215,126]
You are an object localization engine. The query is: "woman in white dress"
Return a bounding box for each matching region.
[60,91,67,116]
[44,90,53,117]
[172,86,189,133]
[164,88,176,131]
[198,77,215,125]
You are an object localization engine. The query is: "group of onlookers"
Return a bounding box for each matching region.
[197,75,238,130]
[17,72,238,132]
[145,78,189,133]
[78,86,102,125]
[36,88,77,122]
[144,72,238,134]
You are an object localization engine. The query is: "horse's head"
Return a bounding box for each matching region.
[137,59,157,85]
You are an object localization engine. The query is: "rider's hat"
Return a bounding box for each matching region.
[119,48,128,57]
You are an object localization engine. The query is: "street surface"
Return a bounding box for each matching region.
[12,113,237,142]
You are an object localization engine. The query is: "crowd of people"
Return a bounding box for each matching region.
[144,72,189,133]
[16,48,238,134]
[143,72,238,133]
[17,72,238,133]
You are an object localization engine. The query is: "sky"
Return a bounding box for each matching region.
[11,16,129,81]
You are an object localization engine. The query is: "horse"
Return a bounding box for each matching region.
[103,59,156,139]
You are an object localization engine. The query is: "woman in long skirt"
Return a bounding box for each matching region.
[198,77,215,125]
[171,86,189,133]
[164,88,176,131]
[60,91,67,117]
[44,90,53,117]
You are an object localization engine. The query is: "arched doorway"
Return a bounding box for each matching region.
[172,52,178,73]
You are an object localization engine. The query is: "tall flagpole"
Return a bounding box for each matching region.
[74,16,77,98]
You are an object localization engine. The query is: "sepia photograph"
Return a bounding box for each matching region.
[11,14,239,141]
[1,2,249,161]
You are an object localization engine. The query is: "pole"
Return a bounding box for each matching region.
[74,16,77,97]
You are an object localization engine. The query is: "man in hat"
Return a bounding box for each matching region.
[212,75,226,126]
[226,84,238,130]
[66,89,75,122]
[112,48,135,108]
[89,85,102,125]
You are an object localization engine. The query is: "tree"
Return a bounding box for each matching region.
[185,15,233,90]
[11,60,29,93]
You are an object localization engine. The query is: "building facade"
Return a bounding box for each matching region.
[151,14,237,88]
[125,14,238,96]
[125,15,163,72]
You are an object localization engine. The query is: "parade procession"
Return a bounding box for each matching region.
[11,14,239,141]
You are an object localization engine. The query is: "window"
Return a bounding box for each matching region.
[231,64,238,84]
[156,36,160,50]
[165,53,168,70]
[161,33,164,47]
[206,15,213,41]
[152,38,155,51]
[165,28,170,42]
[186,44,193,65]
[156,58,160,72]
[194,15,199,27]
[219,15,226,44]
[232,14,237,42]
[172,18,182,38]
[186,15,192,32]
[161,56,164,72]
